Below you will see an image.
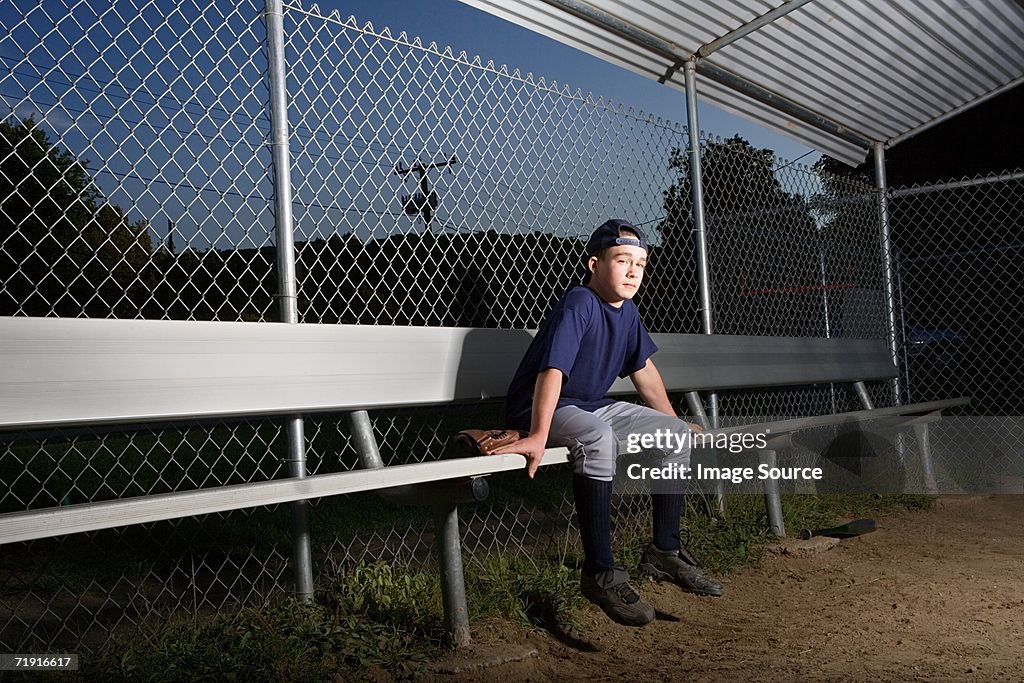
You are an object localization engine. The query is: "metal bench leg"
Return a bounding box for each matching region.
[349,410,473,647]
[759,449,786,537]
[349,410,385,469]
[286,417,315,604]
[913,422,939,495]
[434,504,471,647]
[853,380,909,490]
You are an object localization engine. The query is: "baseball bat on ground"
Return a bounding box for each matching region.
[799,518,876,540]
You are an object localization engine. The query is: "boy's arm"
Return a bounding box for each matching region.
[490,367,562,478]
[630,359,703,432]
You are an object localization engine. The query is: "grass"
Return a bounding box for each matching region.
[81,556,584,681]
[465,555,586,633]
[64,491,933,681]
[89,597,436,682]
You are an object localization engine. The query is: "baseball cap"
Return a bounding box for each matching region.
[584,219,648,257]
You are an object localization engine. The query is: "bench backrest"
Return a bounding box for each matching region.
[0,317,896,431]
[629,333,896,393]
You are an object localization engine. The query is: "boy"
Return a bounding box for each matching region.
[490,218,722,627]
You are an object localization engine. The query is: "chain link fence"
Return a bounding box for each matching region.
[1,0,287,653]
[890,171,1024,492]
[0,0,1007,655]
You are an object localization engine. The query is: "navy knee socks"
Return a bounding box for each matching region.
[572,474,614,575]
[651,492,684,552]
[573,475,685,571]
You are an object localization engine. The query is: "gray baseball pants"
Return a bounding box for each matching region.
[548,401,692,481]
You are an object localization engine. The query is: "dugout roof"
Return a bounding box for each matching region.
[456,0,1024,165]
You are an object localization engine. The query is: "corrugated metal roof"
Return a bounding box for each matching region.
[456,0,1024,165]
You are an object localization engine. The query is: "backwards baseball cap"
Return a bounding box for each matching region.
[584,219,647,258]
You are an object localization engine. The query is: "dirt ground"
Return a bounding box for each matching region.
[431,495,1024,682]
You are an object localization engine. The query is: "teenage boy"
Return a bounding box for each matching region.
[491,218,722,627]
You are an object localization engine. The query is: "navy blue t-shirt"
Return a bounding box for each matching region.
[505,285,658,430]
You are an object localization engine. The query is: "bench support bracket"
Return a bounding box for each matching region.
[686,392,725,513]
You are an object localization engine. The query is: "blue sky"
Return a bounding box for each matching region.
[0,0,823,248]
[320,0,821,166]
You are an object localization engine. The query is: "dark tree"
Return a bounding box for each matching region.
[0,117,153,317]
[653,135,821,336]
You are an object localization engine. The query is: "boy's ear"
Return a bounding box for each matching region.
[587,254,600,275]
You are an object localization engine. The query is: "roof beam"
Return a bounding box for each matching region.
[537,0,874,149]
[535,0,688,63]
[696,61,871,148]
[696,0,817,58]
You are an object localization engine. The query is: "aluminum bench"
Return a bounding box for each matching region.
[0,316,967,644]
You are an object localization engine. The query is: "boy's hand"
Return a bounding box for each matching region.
[687,421,704,434]
[490,433,548,479]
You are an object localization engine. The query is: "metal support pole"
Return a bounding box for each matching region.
[873,142,901,407]
[265,0,313,603]
[684,392,708,428]
[759,449,786,537]
[871,147,913,474]
[912,422,939,495]
[684,60,723,513]
[435,504,472,647]
[349,410,385,469]
[696,0,817,58]
[894,251,913,403]
[852,381,874,411]
[853,379,910,475]
[819,243,838,414]
[684,61,713,347]
[284,422,313,600]
[684,392,724,512]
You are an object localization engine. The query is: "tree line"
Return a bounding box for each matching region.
[1,118,880,338]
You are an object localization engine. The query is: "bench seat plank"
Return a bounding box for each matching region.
[3,396,968,543]
[0,447,571,544]
[703,398,970,438]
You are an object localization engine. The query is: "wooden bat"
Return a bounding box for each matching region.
[799,518,876,540]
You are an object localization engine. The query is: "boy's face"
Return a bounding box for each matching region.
[586,243,647,307]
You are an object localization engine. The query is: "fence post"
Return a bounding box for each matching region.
[873,142,902,407]
[264,0,314,603]
[684,59,724,512]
